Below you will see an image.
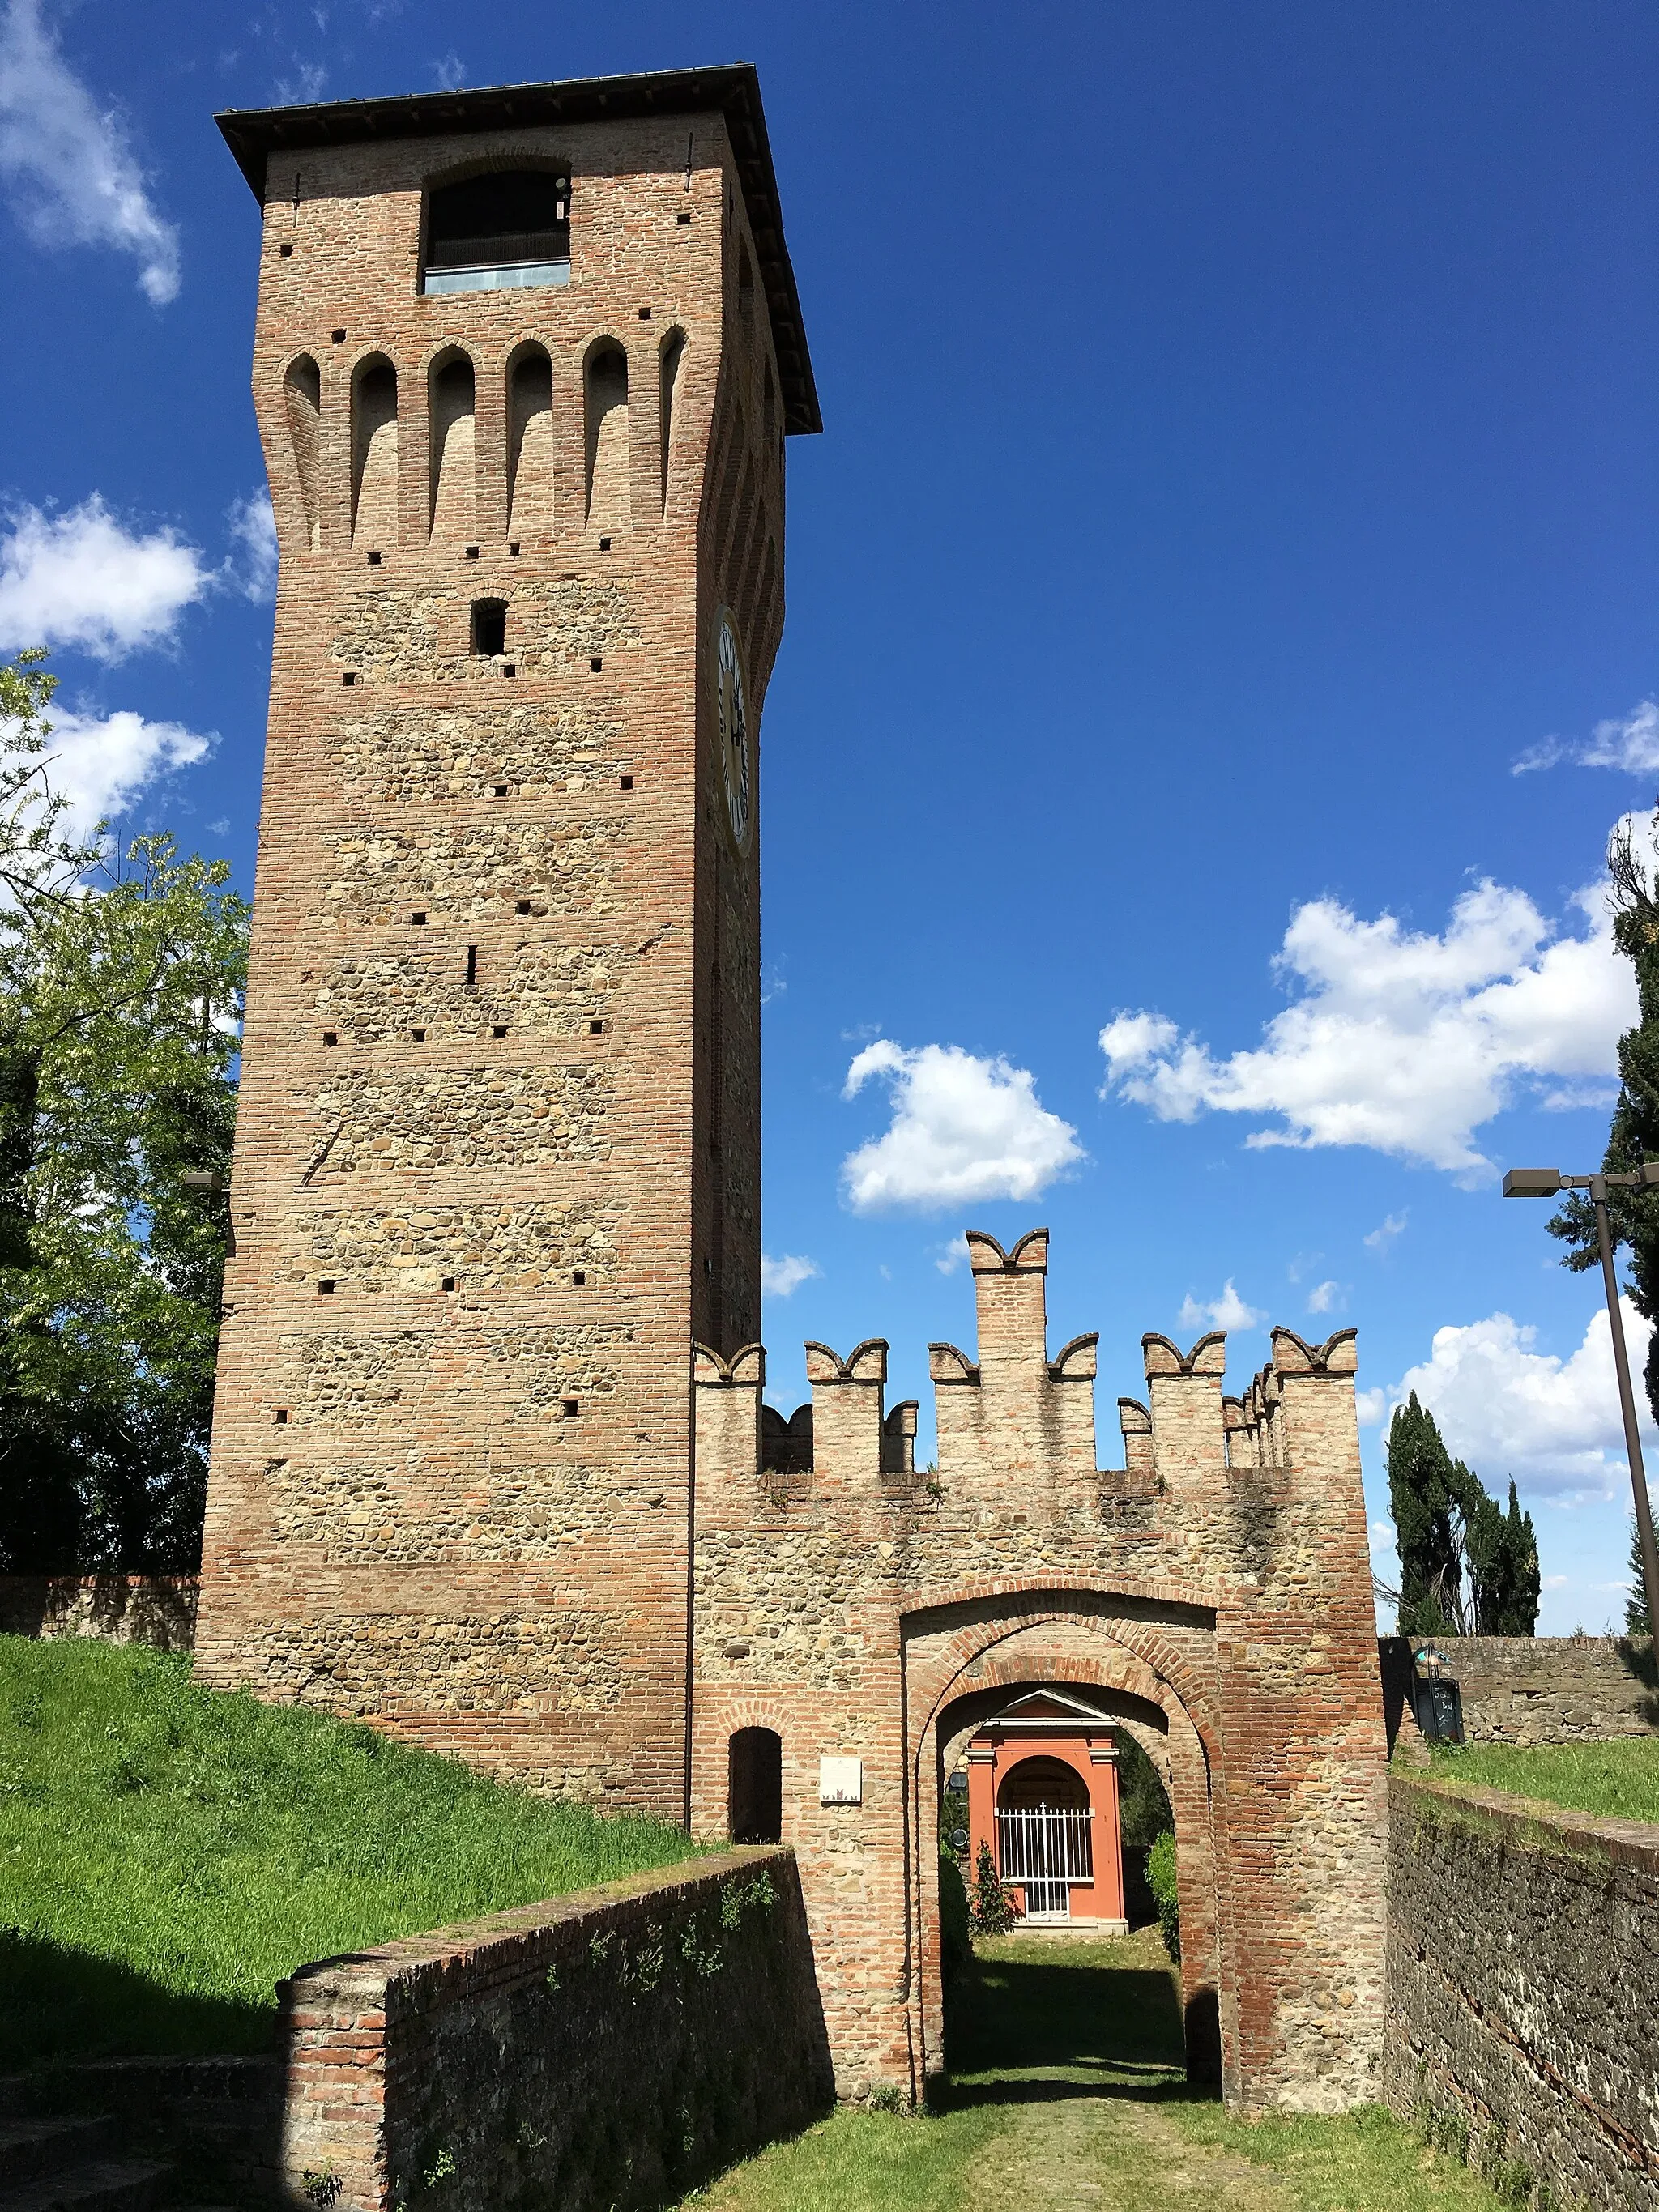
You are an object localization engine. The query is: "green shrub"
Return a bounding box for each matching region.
[967,1840,1021,1937]
[1147,1830,1180,1962]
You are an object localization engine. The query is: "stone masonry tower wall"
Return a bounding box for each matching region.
[195,69,818,1813]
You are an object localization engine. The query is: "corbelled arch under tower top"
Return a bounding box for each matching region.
[196,66,819,1813]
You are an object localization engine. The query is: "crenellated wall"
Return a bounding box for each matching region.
[691,1228,1388,2112]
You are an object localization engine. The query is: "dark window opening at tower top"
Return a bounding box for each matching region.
[471,599,507,657]
[424,170,571,295]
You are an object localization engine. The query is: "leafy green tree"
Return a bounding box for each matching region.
[1146,1830,1180,1962]
[1113,1728,1173,1851]
[0,651,246,1572]
[1386,1393,1539,1636]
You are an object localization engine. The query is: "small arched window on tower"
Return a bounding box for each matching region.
[659,330,685,511]
[424,169,570,296]
[284,354,322,551]
[506,343,554,539]
[351,355,399,548]
[585,343,629,533]
[736,240,756,334]
[727,1726,782,1844]
[429,349,476,541]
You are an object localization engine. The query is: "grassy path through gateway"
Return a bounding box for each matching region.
[679,1929,1514,2212]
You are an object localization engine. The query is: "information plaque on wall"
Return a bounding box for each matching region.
[819,1755,863,1805]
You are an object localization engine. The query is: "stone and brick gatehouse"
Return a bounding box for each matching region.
[197,64,1388,2115]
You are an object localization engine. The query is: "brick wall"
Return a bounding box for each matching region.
[1380,1634,1657,1748]
[1385,1771,1659,2210]
[278,1845,830,2211]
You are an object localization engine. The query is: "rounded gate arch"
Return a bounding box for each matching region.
[903,1592,1228,2094]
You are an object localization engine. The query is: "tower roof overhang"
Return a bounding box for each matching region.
[215,62,821,436]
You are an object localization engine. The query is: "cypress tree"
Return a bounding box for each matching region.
[1386,1395,1541,1636]
[1387,1392,1465,1636]
[1628,1515,1653,1637]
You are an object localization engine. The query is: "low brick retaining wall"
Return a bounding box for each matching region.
[0,1575,198,1651]
[279,1845,831,2211]
[1385,1771,1659,2211]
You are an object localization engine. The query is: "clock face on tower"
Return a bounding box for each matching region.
[714,607,752,855]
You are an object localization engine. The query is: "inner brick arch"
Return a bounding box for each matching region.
[905,1605,1226,2094]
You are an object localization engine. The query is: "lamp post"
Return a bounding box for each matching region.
[1503,1163,1659,1643]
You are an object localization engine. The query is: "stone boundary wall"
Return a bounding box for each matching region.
[0,1575,198,1652]
[278,1845,832,2211]
[1385,1771,1659,2212]
[1378,1634,1657,1748]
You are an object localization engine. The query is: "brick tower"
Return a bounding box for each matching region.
[195,68,817,1814]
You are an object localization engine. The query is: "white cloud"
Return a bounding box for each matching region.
[0,0,180,302]
[1364,1211,1408,1253]
[840,1041,1084,1213]
[761,1253,820,1299]
[1514,698,1659,776]
[0,497,211,661]
[43,704,214,837]
[1369,1519,1397,1551]
[225,491,278,603]
[1384,1300,1659,1499]
[432,51,466,90]
[1099,873,1632,1180]
[1355,1387,1386,1426]
[1307,1279,1341,1315]
[1176,1279,1264,1333]
[932,1234,970,1276]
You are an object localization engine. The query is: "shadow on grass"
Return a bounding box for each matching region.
[941,1944,1212,2111]
[0,1927,274,2067]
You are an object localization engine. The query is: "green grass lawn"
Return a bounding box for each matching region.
[1429,1734,1659,1823]
[679,1930,1514,2212]
[0,1635,703,2066]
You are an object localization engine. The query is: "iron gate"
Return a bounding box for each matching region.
[995,1805,1094,1920]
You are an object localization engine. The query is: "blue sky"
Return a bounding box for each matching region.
[2,0,1657,1631]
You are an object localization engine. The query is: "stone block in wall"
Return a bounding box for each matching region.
[332,702,627,802]
[310,1063,613,1175]
[322,818,624,925]
[311,943,621,1046]
[329,577,641,684]
[301,1196,625,1292]
[1384,1771,1659,2211]
[278,1846,832,2212]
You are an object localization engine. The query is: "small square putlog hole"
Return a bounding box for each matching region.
[561,1397,579,1419]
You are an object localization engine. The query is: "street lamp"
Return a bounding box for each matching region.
[1503,1163,1659,1644]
